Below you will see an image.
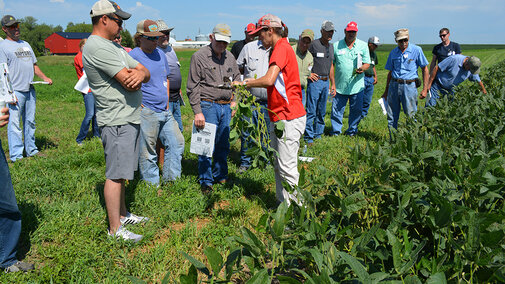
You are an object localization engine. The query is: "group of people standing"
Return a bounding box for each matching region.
[0,2,490,269]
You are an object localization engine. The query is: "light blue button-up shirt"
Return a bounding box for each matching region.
[436,54,480,90]
[385,43,428,80]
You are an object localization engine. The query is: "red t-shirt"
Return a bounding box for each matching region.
[74,51,84,79]
[267,38,306,122]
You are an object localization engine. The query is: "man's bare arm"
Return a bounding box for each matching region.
[33,64,52,84]
[114,63,150,91]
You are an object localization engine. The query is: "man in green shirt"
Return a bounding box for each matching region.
[362,36,380,118]
[293,29,314,107]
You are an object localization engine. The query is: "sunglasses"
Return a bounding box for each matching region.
[439,33,448,38]
[6,23,19,29]
[141,35,160,41]
[106,15,123,27]
[398,38,409,43]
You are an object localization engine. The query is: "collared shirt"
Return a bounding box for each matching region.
[436,54,480,90]
[292,44,313,89]
[385,43,428,80]
[186,44,240,114]
[333,38,371,95]
[308,38,334,76]
[159,45,183,101]
[432,41,461,63]
[237,40,270,101]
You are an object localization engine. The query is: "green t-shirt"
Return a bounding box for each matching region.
[292,44,313,89]
[364,50,377,77]
[333,39,370,95]
[82,35,142,127]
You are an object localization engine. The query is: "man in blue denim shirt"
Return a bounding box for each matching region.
[423,55,487,107]
[130,19,184,186]
[382,28,429,131]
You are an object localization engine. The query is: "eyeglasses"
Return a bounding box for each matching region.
[106,15,123,27]
[439,33,448,38]
[398,38,409,43]
[141,35,160,41]
[6,24,19,29]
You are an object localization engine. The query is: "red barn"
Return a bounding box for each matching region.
[44,32,90,55]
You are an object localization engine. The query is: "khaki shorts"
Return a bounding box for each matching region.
[101,123,140,180]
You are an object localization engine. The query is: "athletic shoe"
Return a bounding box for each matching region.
[120,212,149,225]
[108,226,143,243]
[4,261,35,273]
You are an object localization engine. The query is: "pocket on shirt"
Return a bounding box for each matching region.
[203,67,218,82]
[247,57,259,71]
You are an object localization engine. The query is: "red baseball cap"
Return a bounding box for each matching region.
[248,14,282,36]
[245,23,255,33]
[345,21,358,32]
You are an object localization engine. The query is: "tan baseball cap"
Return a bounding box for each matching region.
[395,28,409,41]
[212,23,232,43]
[467,56,481,74]
[155,19,174,33]
[300,29,314,41]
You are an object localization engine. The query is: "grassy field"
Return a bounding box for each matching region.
[1,45,504,282]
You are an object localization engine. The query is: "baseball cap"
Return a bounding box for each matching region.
[136,20,164,36]
[248,14,282,36]
[321,20,334,32]
[155,19,174,33]
[368,36,381,46]
[245,23,255,33]
[467,56,481,74]
[345,21,358,32]
[90,0,131,20]
[1,15,20,27]
[395,28,409,41]
[212,23,232,43]
[300,29,314,41]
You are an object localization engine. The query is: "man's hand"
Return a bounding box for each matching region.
[419,89,428,99]
[355,68,364,74]
[373,77,378,85]
[330,85,337,97]
[308,73,319,82]
[0,107,9,128]
[44,77,53,85]
[230,101,237,117]
[124,69,145,90]
[194,113,205,129]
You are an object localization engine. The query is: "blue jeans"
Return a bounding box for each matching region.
[139,107,185,185]
[305,79,329,143]
[386,81,418,130]
[362,76,375,118]
[426,81,453,107]
[76,92,99,143]
[301,87,307,108]
[240,101,270,168]
[0,139,22,268]
[198,101,231,186]
[7,88,38,162]
[330,91,364,136]
[169,100,183,132]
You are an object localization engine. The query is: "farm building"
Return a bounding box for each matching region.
[44,32,90,55]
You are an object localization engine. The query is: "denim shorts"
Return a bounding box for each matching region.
[101,123,140,180]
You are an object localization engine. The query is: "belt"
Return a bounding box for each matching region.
[319,76,329,81]
[392,78,416,84]
[201,98,232,105]
[365,74,374,78]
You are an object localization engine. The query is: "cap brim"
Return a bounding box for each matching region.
[4,20,20,27]
[248,26,264,36]
[115,10,131,20]
[345,28,358,32]
[142,31,164,37]
[396,36,408,41]
[471,67,480,75]
[214,33,230,43]
[161,27,174,33]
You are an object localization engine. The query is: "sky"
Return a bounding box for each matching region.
[1,0,504,44]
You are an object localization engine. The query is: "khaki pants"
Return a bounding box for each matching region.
[270,115,306,205]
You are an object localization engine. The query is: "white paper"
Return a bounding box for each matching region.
[31,81,50,85]
[378,98,387,115]
[0,63,17,103]
[316,52,324,58]
[190,121,216,157]
[74,72,89,93]
[299,156,315,162]
[357,53,363,69]
[426,90,431,103]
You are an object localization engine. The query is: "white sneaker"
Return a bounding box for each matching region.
[120,212,149,225]
[108,226,143,243]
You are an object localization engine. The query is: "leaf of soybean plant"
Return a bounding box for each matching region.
[386,230,402,274]
[277,275,303,284]
[291,269,317,284]
[204,247,223,278]
[308,248,324,272]
[179,251,211,277]
[241,227,265,257]
[370,272,390,284]
[403,275,422,284]
[179,264,198,284]
[434,200,452,228]
[246,268,270,284]
[426,272,447,284]
[225,249,241,280]
[336,251,370,282]
[275,120,285,139]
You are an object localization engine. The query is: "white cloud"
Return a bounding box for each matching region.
[355,3,407,20]
[136,2,142,7]
[49,0,64,2]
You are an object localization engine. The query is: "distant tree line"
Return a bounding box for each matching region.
[3,16,134,56]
